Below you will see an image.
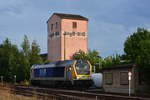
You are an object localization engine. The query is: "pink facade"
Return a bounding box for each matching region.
[47,13,88,61]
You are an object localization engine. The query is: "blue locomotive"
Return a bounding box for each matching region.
[30,60,93,88]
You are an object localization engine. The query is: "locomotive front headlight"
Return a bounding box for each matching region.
[76,77,79,79]
[77,76,81,79]
[69,67,71,71]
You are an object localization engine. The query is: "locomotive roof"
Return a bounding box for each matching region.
[31,60,76,69]
[55,60,75,66]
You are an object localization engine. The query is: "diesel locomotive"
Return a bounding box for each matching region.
[30,60,93,88]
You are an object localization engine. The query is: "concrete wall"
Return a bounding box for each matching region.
[103,67,136,94]
[102,65,150,94]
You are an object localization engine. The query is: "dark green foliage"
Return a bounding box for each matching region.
[43,60,52,64]
[87,50,101,67]
[0,35,43,82]
[72,50,101,72]
[20,35,31,81]
[30,40,42,66]
[72,50,87,60]
[0,38,20,82]
[102,54,122,67]
[124,28,150,63]
[124,28,150,87]
[21,35,30,57]
[72,50,122,72]
[72,47,126,73]
[16,51,29,82]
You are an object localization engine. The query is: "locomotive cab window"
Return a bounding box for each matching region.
[75,60,90,75]
[55,22,58,29]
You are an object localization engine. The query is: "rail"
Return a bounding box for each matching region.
[12,86,150,100]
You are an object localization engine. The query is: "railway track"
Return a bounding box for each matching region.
[12,86,89,100]
[12,85,150,100]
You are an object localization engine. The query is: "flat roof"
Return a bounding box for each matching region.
[102,64,136,70]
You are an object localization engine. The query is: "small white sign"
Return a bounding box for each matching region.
[128,72,132,76]
[128,72,132,80]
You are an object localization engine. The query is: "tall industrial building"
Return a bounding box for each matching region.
[47,13,88,61]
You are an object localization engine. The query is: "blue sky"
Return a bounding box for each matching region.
[0,0,150,57]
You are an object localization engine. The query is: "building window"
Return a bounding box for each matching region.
[55,22,58,29]
[105,73,113,85]
[120,72,128,85]
[51,24,53,30]
[55,32,60,37]
[72,22,77,29]
[49,32,60,39]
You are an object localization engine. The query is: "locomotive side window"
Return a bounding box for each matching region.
[39,68,46,77]
[75,60,90,75]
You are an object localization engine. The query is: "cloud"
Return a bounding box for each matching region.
[88,20,130,56]
[0,0,150,57]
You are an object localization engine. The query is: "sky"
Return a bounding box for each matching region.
[0,0,150,57]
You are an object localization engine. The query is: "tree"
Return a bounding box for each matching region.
[20,35,31,81]
[0,35,43,82]
[72,50,102,72]
[124,28,150,63]
[86,50,101,71]
[0,38,20,82]
[30,40,42,66]
[102,54,122,67]
[124,28,150,87]
[15,51,28,82]
[72,50,87,60]
[21,35,30,57]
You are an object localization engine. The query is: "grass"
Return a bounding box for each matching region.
[0,82,80,100]
[0,89,39,100]
[0,82,41,100]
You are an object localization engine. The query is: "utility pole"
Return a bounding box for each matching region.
[128,72,132,96]
[97,56,101,69]
[14,75,16,84]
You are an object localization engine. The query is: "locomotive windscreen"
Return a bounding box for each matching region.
[75,60,90,75]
